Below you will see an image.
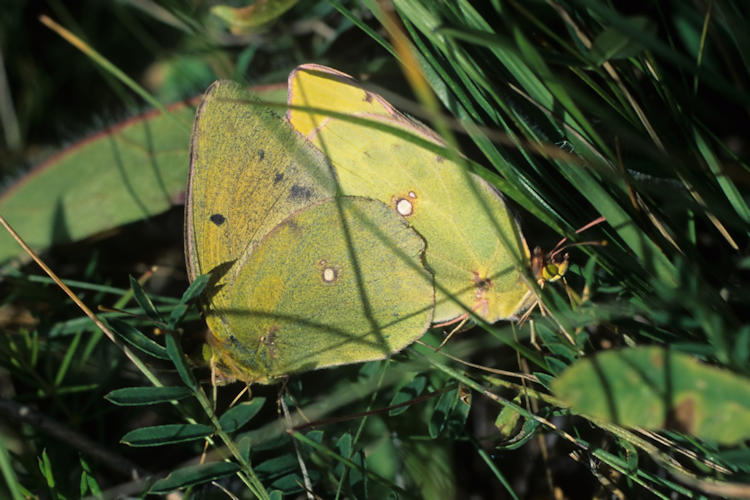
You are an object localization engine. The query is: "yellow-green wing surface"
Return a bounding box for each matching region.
[221,197,433,382]
[287,65,531,324]
[186,80,336,282]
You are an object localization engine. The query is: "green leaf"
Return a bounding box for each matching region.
[0,86,285,265]
[78,457,101,497]
[269,473,306,493]
[105,386,193,406]
[168,273,210,328]
[304,430,324,447]
[350,449,367,498]
[334,432,353,477]
[496,416,541,451]
[536,323,577,361]
[715,448,750,473]
[237,435,252,462]
[218,398,266,433]
[165,332,198,391]
[533,372,555,389]
[0,104,192,265]
[37,449,55,489]
[552,346,750,445]
[588,17,654,65]
[108,318,168,360]
[255,454,298,477]
[494,395,524,440]
[544,356,568,376]
[389,373,427,416]
[121,424,213,447]
[129,275,163,323]
[336,432,352,458]
[429,388,460,438]
[211,0,300,33]
[149,461,241,493]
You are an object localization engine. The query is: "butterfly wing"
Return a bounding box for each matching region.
[287,65,531,324]
[221,197,433,383]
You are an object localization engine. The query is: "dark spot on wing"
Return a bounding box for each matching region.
[260,327,279,358]
[210,214,226,226]
[363,91,373,103]
[436,155,445,163]
[473,271,492,291]
[273,172,284,184]
[289,184,314,200]
[258,149,265,161]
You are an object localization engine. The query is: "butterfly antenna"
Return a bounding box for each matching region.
[548,216,607,258]
[548,239,608,261]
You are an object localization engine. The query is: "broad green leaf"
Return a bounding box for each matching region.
[105,386,193,406]
[0,103,194,265]
[149,461,241,493]
[0,86,285,265]
[121,423,212,447]
[552,346,750,445]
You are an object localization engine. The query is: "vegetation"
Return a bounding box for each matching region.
[1,1,749,498]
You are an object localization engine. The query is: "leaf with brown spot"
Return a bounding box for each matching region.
[552,346,750,445]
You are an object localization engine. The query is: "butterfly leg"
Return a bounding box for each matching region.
[437,314,470,349]
[435,298,489,348]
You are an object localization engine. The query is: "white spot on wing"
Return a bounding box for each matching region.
[396,198,413,216]
[322,267,337,282]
